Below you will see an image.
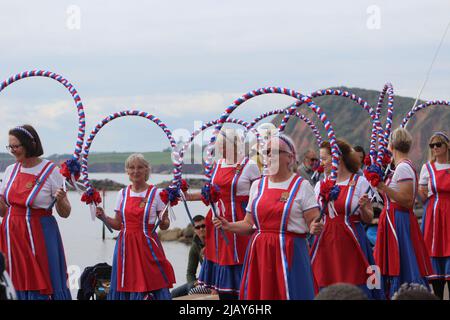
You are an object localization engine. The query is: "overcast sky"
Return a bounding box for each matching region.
[0,0,449,155]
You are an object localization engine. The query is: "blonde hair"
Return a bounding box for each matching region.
[125,153,151,181]
[390,127,412,154]
[428,132,450,163]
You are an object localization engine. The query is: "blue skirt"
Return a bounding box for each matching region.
[215,264,243,295]
[383,209,430,298]
[17,216,72,300]
[420,200,450,280]
[107,239,171,300]
[286,237,316,300]
[198,259,219,289]
[353,222,385,300]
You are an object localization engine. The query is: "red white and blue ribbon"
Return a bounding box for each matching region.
[79,110,179,230]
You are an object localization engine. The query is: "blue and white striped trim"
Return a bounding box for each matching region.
[3,163,20,206]
[279,175,303,300]
[343,175,359,242]
[119,186,129,288]
[143,187,170,284]
[230,157,249,263]
[24,162,55,256]
[426,162,439,255]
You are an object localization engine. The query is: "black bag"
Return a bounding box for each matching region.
[77,263,112,300]
[0,251,16,300]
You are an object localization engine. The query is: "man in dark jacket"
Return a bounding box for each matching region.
[171,215,207,298]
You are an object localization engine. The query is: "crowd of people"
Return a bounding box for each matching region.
[0,124,449,300]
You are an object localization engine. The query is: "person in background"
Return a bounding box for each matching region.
[418,131,450,300]
[391,283,439,300]
[171,215,213,298]
[314,283,369,300]
[353,145,366,176]
[298,149,320,186]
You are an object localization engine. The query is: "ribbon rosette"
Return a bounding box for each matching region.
[363,155,372,167]
[60,159,81,181]
[81,188,102,205]
[316,164,324,174]
[160,187,180,207]
[364,165,384,187]
[180,179,189,193]
[382,153,392,166]
[201,183,221,206]
[319,178,340,202]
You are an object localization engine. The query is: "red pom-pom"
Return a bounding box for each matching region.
[201,196,210,207]
[160,189,169,205]
[364,155,372,167]
[364,171,381,187]
[81,189,102,205]
[382,153,392,166]
[60,162,80,181]
[159,189,179,206]
[319,178,334,202]
[210,185,221,203]
[181,179,189,193]
[316,165,324,173]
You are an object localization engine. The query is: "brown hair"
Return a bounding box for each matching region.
[8,124,44,158]
[319,139,360,174]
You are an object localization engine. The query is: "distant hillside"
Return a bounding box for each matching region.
[273,87,449,169]
[0,151,202,174]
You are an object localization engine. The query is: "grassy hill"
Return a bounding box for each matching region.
[273,86,449,169]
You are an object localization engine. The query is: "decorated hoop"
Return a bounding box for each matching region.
[248,108,323,147]
[400,100,450,128]
[203,88,341,191]
[173,117,262,187]
[80,110,178,207]
[379,83,395,164]
[0,70,86,179]
[279,88,385,167]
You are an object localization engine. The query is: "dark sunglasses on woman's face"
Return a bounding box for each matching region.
[194,224,206,230]
[429,142,443,149]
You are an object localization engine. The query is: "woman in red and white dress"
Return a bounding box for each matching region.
[418,132,450,299]
[96,153,175,300]
[187,130,260,299]
[311,139,382,299]
[0,125,71,300]
[374,128,432,298]
[214,134,322,300]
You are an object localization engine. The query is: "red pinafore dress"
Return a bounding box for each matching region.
[240,175,316,300]
[0,161,68,296]
[310,174,370,288]
[422,162,450,279]
[113,185,175,293]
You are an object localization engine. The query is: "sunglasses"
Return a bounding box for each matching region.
[194,224,206,230]
[429,142,444,149]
